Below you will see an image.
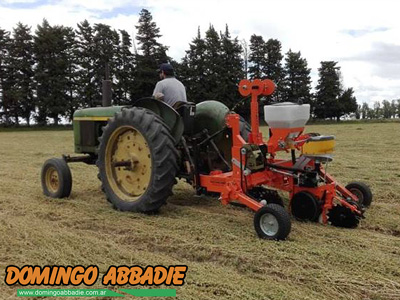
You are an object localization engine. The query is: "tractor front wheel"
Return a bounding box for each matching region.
[254,204,291,240]
[97,107,178,213]
[41,158,72,198]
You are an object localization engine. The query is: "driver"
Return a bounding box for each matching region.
[153,63,187,109]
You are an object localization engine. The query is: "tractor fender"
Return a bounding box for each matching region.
[133,97,184,144]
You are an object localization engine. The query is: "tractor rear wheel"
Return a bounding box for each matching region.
[254,204,291,240]
[345,182,372,208]
[41,158,72,198]
[97,107,178,213]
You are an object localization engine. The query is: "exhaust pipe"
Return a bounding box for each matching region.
[102,63,112,107]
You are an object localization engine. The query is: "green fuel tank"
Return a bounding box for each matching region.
[194,100,230,141]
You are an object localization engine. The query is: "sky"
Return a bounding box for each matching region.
[1,0,400,105]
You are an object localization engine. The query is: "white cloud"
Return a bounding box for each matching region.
[1,0,400,104]
[0,0,37,3]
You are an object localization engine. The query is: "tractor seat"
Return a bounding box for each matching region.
[174,102,196,135]
[301,135,335,162]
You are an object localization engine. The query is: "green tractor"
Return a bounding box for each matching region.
[41,77,250,214]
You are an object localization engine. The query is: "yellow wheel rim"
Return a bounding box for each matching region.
[105,126,152,202]
[46,167,60,193]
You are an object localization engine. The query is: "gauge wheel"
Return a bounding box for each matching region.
[97,107,179,213]
[345,182,372,208]
[254,204,291,240]
[41,158,72,198]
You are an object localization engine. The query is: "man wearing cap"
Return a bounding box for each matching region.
[153,63,187,109]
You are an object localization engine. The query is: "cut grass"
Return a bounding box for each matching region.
[0,123,399,299]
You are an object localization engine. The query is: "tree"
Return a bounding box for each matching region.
[397,99,400,118]
[75,20,97,108]
[314,61,342,119]
[202,25,222,101]
[64,26,78,120]
[0,28,11,125]
[133,9,169,99]
[337,88,358,120]
[248,37,284,102]
[248,35,267,79]
[34,19,76,125]
[180,27,207,103]
[264,39,284,101]
[115,30,135,104]
[264,39,283,83]
[281,49,312,105]
[93,23,120,104]
[391,100,397,118]
[382,100,392,119]
[4,23,35,125]
[361,102,369,119]
[367,106,375,119]
[219,25,244,107]
[181,25,243,108]
[373,101,382,119]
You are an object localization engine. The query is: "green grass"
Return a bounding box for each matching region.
[0,123,399,299]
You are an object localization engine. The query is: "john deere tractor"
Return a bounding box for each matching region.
[41,73,250,212]
[41,77,372,240]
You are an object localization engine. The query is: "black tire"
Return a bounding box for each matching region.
[97,107,178,213]
[41,158,72,198]
[291,191,321,222]
[345,182,373,208]
[254,204,291,240]
[248,187,284,207]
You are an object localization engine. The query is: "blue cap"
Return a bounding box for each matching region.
[157,63,174,73]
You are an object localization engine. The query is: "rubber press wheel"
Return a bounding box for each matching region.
[41,158,72,198]
[345,182,373,208]
[254,204,291,240]
[97,107,179,213]
[291,191,321,222]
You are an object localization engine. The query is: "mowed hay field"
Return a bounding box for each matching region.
[0,122,400,300]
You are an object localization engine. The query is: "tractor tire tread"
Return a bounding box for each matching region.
[97,107,178,213]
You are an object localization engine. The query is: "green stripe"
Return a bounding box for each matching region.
[120,289,176,297]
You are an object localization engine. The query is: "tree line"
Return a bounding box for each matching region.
[358,100,400,120]
[0,8,395,126]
